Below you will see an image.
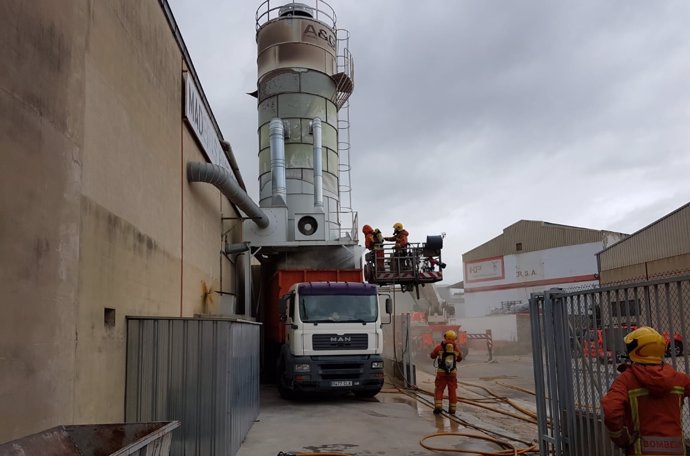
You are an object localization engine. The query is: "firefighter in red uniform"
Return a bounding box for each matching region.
[601,326,690,455]
[362,225,384,272]
[372,228,384,269]
[362,224,375,250]
[385,222,409,272]
[430,329,462,415]
[385,222,409,250]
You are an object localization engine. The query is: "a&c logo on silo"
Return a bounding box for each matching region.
[303,24,336,49]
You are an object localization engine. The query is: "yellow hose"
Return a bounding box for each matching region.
[393,385,538,449]
[294,453,351,456]
[494,381,537,396]
[420,431,538,455]
[460,381,538,421]
[415,383,538,424]
[291,378,541,456]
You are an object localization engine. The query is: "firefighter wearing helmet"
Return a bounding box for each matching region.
[385,222,409,251]
[430,329,462,415]
[385,222,409,274]
[601,326,690,455]
[362,224,384,274]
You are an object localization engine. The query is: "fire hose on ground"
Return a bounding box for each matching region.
[277,381,539,456]
[381,384,540,455]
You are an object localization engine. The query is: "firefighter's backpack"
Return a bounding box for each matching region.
[441,343,456,373]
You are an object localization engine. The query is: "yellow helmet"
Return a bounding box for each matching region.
[444,330,457,341]
[393,222,404,231]
[624,326,666,364]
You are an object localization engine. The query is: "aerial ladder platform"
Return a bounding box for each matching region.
[363,235,445,297]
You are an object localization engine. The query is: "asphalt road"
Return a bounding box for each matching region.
[237,355,539,456]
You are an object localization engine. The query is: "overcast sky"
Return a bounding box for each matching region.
[169,0,690,285]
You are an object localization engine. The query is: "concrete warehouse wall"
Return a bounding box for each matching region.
[0,0,242,442]
[600,253,690,285]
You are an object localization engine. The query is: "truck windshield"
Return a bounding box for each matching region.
[299,294,378,323]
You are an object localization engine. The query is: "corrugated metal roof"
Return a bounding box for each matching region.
[463,220,628,262]
[598,202,690,270]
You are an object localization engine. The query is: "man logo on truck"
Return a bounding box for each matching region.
[330,336,352,344]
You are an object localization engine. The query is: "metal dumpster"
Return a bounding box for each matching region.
[0,421,180,456]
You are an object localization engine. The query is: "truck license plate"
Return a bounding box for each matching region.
[331,380,353,387]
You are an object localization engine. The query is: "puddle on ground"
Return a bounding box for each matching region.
[433,415,462,432]
[376,395,418,408]
[303,443,358,453]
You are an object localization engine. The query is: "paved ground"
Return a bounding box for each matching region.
[237,355,538,456]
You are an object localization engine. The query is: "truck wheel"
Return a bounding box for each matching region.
[277,360,295,400]
[354,387,381,398]
[666,342,683,357]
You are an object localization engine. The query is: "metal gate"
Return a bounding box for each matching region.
[530,275,690,456]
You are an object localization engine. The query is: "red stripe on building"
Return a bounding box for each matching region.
[464,274,597,293]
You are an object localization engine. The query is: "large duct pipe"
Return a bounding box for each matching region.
[187,162,270,228]
[312,117,324,209]
[220,140,247,191]
[269,118,287,206]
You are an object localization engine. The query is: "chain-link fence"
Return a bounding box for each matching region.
[530,275,690,456]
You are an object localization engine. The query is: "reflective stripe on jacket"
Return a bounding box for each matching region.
[601,364,690,455]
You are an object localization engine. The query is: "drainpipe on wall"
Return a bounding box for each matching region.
[224,241,252,318]
[269,118,287,207]
[311,117,324,210]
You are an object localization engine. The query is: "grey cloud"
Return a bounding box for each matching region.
[170,0,690,284]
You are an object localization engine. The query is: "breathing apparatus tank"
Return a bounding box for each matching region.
[443,343,456,372]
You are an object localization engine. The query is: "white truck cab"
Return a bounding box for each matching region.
[276,281,392,398]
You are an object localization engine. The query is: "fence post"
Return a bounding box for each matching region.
[486,329,493,362]
[401,313,416,388]
[552,291,576,456]
[530,292,550,456]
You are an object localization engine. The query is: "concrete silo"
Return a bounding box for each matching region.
[244,1,356,250]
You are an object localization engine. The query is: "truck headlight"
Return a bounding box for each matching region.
[294,363,311,373]
[371,361,384,369]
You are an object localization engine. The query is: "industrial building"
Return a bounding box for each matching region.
[0,0,379,451]
[0,0,257,446]
[461,220,627,350]
[598,202,690,285]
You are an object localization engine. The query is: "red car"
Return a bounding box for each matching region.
[582,325,683,364]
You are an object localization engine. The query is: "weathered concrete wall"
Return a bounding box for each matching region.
[182,126,237,317]
[74,0,185,423]
[0,0,88,441]
[0,0,244,441]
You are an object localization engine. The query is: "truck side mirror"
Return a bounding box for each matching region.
[279,296,288,322]
[385,298,392,315]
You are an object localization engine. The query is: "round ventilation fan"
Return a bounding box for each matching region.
[297,216,318,236]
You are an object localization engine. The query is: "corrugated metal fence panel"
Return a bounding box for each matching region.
[125,318,260,456]
[229,322,260,456]
[531,276,690,456]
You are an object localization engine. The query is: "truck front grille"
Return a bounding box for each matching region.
[318,362,364,380]
[312,333,368,350]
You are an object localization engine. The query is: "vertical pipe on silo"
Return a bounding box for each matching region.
[312,118,324,209]
[269,118,287,206]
